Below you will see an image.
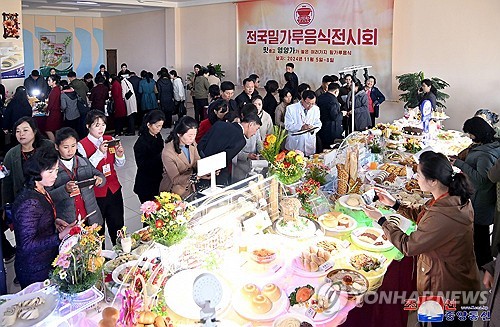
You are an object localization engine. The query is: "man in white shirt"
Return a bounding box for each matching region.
[170,70,186,118]
[284,90,322,156]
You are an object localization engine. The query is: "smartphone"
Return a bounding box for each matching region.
[75,177,96,188]
[361,189,377,206]
[105,139,120,147]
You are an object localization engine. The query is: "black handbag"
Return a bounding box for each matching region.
[125,90,133,100]
[76,95,89,117]
[106,98,115,116]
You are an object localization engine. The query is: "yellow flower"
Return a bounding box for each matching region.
[165,203,175,211]
[159,192,172,202]
[296,155,304,164]
[286,151,296,158]
[266,134,277,144]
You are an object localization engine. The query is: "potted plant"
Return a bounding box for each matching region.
[396,71,450,109]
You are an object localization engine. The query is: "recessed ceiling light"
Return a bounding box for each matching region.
[76,1,98,5]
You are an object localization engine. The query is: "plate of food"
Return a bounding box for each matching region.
[112,261,139,286]
[273,216,321,238]
[291,246,334,278]
[287,283,348,323]
[165,269,231,320]
[344,251,387,286]
[378,163,407,177]
[318,211,357,234]
[338,194,364,210]
[233,283,288,321]
[249,248,277,264]
[104,253,138,274]
[350,227,394,252]
[272,313,315,327]
[365,170,405,192]
[133,227,153,243]
[325,269,369,296]
[315,237,349,255]
[0,290,59,327]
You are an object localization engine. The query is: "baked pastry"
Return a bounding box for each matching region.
[2,306,18,326]
[251,294,272,314]
[262,283,281,302]
[102,307,119,322]
[98,319,117,327]
[241,283,260,301]
[336,164,349,195]
[18,306,39,320]
[137,311,157,325]
[299,246,331,272]
[18,296,45,308]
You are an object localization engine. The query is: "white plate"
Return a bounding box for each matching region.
[272,313,315,327]
[318,213,358,233]
[0,289,59,327]
[345,250,388,277]
[287,284,348,323]
[112,261,139,286]
[164,269,231,320]
[103,253,138,274]
[274,217,320,238]
[338,194,364,211]
[233,289,288,322]
[350,227,394,252]
[290,257,334,278]
[314,237,351,255]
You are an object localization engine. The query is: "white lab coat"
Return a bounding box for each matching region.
[284,101,322,156]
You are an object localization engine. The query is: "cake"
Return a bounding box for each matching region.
[262,283,281,302]
[251,294,272,314]
[241,284,260,301]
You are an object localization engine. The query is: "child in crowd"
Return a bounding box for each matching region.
[77,110,125,245]
[48,127,105,230]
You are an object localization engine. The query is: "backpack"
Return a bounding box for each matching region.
[76,95,90,117]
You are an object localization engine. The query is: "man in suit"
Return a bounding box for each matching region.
[286,62,299,91]
[317,83,345,149]
[198,112,262,185]
[208,81,238,114]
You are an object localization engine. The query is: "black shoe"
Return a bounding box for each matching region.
[13,277,19,285]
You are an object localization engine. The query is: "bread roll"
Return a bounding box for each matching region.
[241,284,260,301]
[262,283,281,302]
[138,311,156,325]
[102,307,119,322]
[154,316,167,327]
[98,319,117,327]
[251,294,272,314]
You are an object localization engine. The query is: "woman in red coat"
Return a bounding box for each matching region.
[45,75,63,141]
[111,75,127,136]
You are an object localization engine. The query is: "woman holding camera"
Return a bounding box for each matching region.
[363,151,480,319]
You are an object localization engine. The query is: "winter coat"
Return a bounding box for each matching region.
[232,133,262,183]
[383,195,481,298]
[367,86,385,118]
[13,188,60,288]
[111,80,127,118]
[1,139,54,206]
[121,78,137,116]
[60,89,80,121]
[69,78,89,104]
[45,86,63,132]
[193,76,210,100]
[2,97,32,131]
[275,102,287,128]
[258,110,273,141]
[89,83,108,111]
[23,76,49,101]
[317,92,343,145]
[347,90,370,131]
[160,141,200,198]
[455,141,500,225]
[156,77,174,113]
[47,156,105,226]
[263,92,278,124]
[139,79,158,111]
[133,132,164,200]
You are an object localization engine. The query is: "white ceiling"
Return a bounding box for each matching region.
[21,0,238,17]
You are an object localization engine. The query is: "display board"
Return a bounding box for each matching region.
[39,32,73,77]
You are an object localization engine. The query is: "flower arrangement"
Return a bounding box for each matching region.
[140,192,193,247]
[296,179,320,215]
[305,161,330,185]
[272,150,306,185]
[260,126,287,163]
[404,138,423,153]
[51,224,104,294]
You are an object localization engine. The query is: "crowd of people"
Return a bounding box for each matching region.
[1,61,500,326]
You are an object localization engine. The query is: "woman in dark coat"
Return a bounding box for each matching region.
[110,75,127,136]
[317,83,343,148]
[45,74,63,141]
[418,78,437,110]
[2,86,33,133]
[453,117,500,268]
[347,81,370,131]
[13,146,75,289]
[133,110,165,203]
[262,80,279,123]
[156,70,174,128]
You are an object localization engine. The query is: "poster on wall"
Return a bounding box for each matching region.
[39,32,73,77]
[1,12,24,79]
[237,0,394,93]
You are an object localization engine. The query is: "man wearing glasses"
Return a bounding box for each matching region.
[284,90,322,156]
